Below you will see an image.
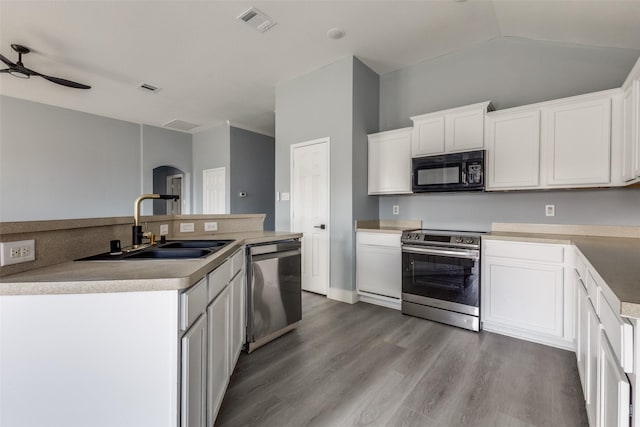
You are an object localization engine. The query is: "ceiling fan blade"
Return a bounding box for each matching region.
[39,74,91,89]
[0,53,16,68]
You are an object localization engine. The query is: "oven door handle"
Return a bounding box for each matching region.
[402,246,479,260]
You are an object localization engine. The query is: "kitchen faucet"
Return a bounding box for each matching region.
[132,194,179,247]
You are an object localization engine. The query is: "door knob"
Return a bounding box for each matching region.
[313,224,326,230]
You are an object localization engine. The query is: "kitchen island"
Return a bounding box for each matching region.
[0,230,301,427]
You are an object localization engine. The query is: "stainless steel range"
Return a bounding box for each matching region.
[401,229,483,332]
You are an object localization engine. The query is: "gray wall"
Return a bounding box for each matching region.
[0,96,193,222]
[141,125,192,215]
[380,37,640,131]
[0,96,140,221]
[230,127,275,230]
[351,58,381,283]
[378,37,640,228]
[275,56,354,290]
[192,125,230,214]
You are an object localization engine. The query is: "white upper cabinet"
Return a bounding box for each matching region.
[368,127,412,195]
[621,85,636,182]
[486,110,541,189]
[410,101,493,157]
[545,96,612,186]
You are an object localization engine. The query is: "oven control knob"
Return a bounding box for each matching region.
[456,237,463,243]
[414,235,420,240]
[465,238,474,244]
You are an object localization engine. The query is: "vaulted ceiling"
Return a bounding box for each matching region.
[1,1,639,136]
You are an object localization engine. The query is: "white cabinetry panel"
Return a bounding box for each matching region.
[486,110,541,189]
[181,314,207,427]
[483,259,564,338]
[368,128,412,195]
[445,108,486,152]
[356,232,401,307]
[546,97,611,186]
[206,287,229,427]
[412,116,445,156]
[599,331,631,427]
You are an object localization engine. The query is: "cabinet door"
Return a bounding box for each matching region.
[576,277,589,396]
[546,97,611,186]
[622,86,636,182]
[483,259,564,338]
[586,300,600,427]
[412,116,445,156]
[486,110,541,189]
[599,331,631,427]
[368,130,412,194]
[445,108,485,152]
[356,242,401,299]
[229,271,245,371]
[181,314,207,427]
[207,287,229,427]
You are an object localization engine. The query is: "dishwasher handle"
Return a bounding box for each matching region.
[248,240,301,257]
[251,249,301,262]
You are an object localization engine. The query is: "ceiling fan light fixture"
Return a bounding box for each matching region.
[9,70,29,79]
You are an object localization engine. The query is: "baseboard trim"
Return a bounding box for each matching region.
[327,287,359,304]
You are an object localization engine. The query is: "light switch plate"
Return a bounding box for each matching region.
[204,222,218,232]
[545,205,555,217]
[179,223,195,233]
[281,192,290,201]
[159,224,169,235]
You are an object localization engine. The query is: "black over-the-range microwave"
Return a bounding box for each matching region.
[412,150,485,193]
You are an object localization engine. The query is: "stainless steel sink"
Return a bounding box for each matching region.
[77,240,233,261]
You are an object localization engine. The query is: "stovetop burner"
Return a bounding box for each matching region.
[401,229,485,250]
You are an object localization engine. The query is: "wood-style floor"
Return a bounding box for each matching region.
[215,292,588,427]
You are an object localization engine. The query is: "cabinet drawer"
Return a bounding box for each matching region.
[586,270,601,315]
[208,259,232,302]
[600,295,634,373]
[180,278,208,331]
[231,249,244,278]
[484,240,564,263]
[574,251,587,280]
[357,232,401,247]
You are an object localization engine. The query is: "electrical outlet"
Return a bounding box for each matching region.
[159,224,169,236]
[1,240,35,266]
[545,204,556,217]
[179,223,195,233]
[393,205,400,215]
[204,222,218,232]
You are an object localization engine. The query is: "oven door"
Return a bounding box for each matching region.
[402,245,480,316]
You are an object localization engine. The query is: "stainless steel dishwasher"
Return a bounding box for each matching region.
[245,239,302,353]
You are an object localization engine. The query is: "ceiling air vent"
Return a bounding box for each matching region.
[139,83,161,93]
[237,7,276,33]
[164,119,200,132]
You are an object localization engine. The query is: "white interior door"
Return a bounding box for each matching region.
[291,139,330,295]
[203,168,225,214]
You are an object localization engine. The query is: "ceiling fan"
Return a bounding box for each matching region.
[0,44,91,89]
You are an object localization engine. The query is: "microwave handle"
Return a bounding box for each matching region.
[461,162,467,184]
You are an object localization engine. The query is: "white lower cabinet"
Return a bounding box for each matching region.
[356,231,401,309]
[599,330,631,427]
[573,248,633,427]
[229,269,245,370]
[181,314,208,427]
[207,286,230,427]
[481,240,572,349]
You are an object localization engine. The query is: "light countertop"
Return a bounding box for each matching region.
[0,231,301,296]
[484,231,640,318]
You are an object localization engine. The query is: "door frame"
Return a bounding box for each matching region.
[166,173,184,215]
[290,137,331,296]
